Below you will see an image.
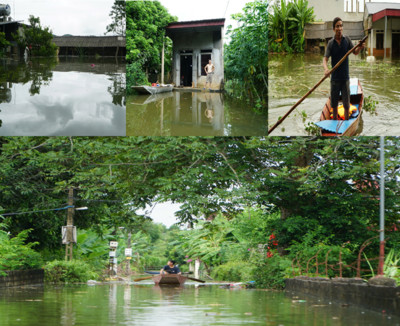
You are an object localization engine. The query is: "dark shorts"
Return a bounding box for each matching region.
[330,80,350,119]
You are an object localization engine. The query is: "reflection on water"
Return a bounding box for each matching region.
[269,53,400,135]
[127,91,267,136]
[0,57,126,136]
[0,284,398,326]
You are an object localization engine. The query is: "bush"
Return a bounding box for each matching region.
[0,229,42,275]
[127,61,149,94]
[211,261,254,282]
[44,260,98,283]
[253,254,292,289]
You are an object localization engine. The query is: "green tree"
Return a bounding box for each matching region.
[105,0,126,36]
[224,0,268,111]
[126,0,176,91]
[0,32,10,57]
[13,16,57,57]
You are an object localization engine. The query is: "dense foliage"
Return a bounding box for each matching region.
[0,137,399,285]
[224,0,268,112]
[0,228,42,275]
[126,0,176,92]
[269,0,315,53]
[44,260,98,283]
[13,16,57,57]
[0,32,10,57]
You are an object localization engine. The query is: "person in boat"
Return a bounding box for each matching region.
[160,260,181,275]
[323,17,365,120]
[204,60,215,90]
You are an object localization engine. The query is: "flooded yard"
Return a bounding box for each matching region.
[0,283,399,325]
[0,57,125,136]
[268,53,400,136]
[127,91,268,136]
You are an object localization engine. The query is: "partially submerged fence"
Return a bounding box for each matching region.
[0,269,44,288]
[291,236,382,278]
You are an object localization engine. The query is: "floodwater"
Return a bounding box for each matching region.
[1,283,399,325]
[0,57,126,136]
[127,91,268,136]
[268,53,400,136]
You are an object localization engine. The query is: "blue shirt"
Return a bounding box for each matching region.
[324,35,354,81]
[163,265,180,274]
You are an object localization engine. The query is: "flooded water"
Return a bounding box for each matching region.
[0,57,126,136]
[127,91,268,136]
[268,53,400,136]
[1,283,399,325]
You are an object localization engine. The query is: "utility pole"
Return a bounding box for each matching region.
[378,136,385,275]
[65,188,75,261]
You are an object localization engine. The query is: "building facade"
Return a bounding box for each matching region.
[166,19,225,89]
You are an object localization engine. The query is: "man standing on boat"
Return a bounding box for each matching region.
[204,59,215,90]
[160,260,181,274]
[323,17,364,120]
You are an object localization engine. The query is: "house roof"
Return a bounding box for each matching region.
[365,2,400,22]
[166,18,225,34]
[52,36,125,48]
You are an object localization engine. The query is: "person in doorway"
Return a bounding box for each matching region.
[204,60,215,90]
[160,260,181,274]
[323,17,364,120]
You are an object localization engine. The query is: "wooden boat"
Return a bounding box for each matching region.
[315,78,363,136]
[152,274,187,286]
[132,84,173,95]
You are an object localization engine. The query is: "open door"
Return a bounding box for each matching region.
[180,54,192,86]
[392,33,400,58]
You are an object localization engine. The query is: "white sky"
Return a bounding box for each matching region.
[158,0,255,34]
[11,0,115,36]
[138,201,181,228]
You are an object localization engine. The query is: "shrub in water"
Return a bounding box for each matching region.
[211,261,254,282]
[44,260,98,283]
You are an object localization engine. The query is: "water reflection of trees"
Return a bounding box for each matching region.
[107,72,126,107]
[0,58,57,96]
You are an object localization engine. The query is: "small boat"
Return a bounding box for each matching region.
[132,84,173,95]
[152,274,187,286]
[315,78,363,136]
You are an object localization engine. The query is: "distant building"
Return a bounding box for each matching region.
[166,19,225,89]
[364,2,400,58]
[52,36,126,57]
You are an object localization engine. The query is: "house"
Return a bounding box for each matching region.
[363,2,400,58]
[52,36,126,57]
[166,18,225,90]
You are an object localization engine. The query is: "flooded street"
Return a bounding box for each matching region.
[127,91,267,136]
[268,53,400,136]
[1,283,399,325]
[0,57,126,136]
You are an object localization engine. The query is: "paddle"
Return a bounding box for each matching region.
[133,276,153,282]
[186,276,206,283]
[268,35,368,134]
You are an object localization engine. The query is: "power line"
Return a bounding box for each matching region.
[1,205,74,217]
[224,0,230,18]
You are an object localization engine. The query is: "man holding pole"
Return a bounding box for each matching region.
[323,17,365,120]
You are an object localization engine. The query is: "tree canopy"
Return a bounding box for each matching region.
[105,0,126,36]
[1,137,399,254]
[224,0,268,111]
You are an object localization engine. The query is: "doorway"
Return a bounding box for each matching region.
[392,33,400,58]
[180,54,192,86]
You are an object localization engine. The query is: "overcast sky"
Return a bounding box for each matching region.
[11,0,115,36]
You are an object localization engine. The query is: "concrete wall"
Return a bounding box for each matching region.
[308,0,365,22]
[0,269,44,288]
[285,277,400,317]
[170,29,224,89]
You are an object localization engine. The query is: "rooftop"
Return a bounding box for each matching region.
[166,18,225,34]
[52,36,125,48]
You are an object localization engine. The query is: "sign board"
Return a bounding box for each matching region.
[61,226,77,244]
[109,251,116,257]
[125,248,132,257]
[113,258,117,264]
[126,256,132,260]
[109,241,118,248]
